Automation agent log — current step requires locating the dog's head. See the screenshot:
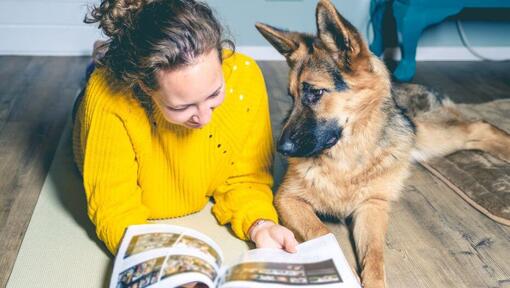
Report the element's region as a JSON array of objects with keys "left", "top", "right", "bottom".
[{"left": 256, "top": 0, "right": 389, "bottom": 157}]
